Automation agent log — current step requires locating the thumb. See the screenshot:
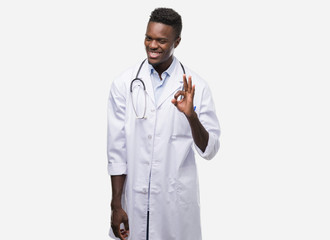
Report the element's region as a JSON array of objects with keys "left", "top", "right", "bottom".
[{"left": 171, "top": 99, "right": 177, "bottom": 106}]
